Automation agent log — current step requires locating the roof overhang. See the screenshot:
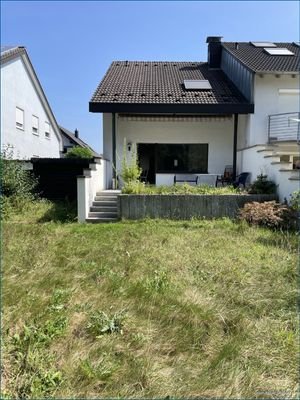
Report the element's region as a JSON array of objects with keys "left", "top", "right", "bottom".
[{"left": 89, "top": 102, "right": 254, "bottom": 114}]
